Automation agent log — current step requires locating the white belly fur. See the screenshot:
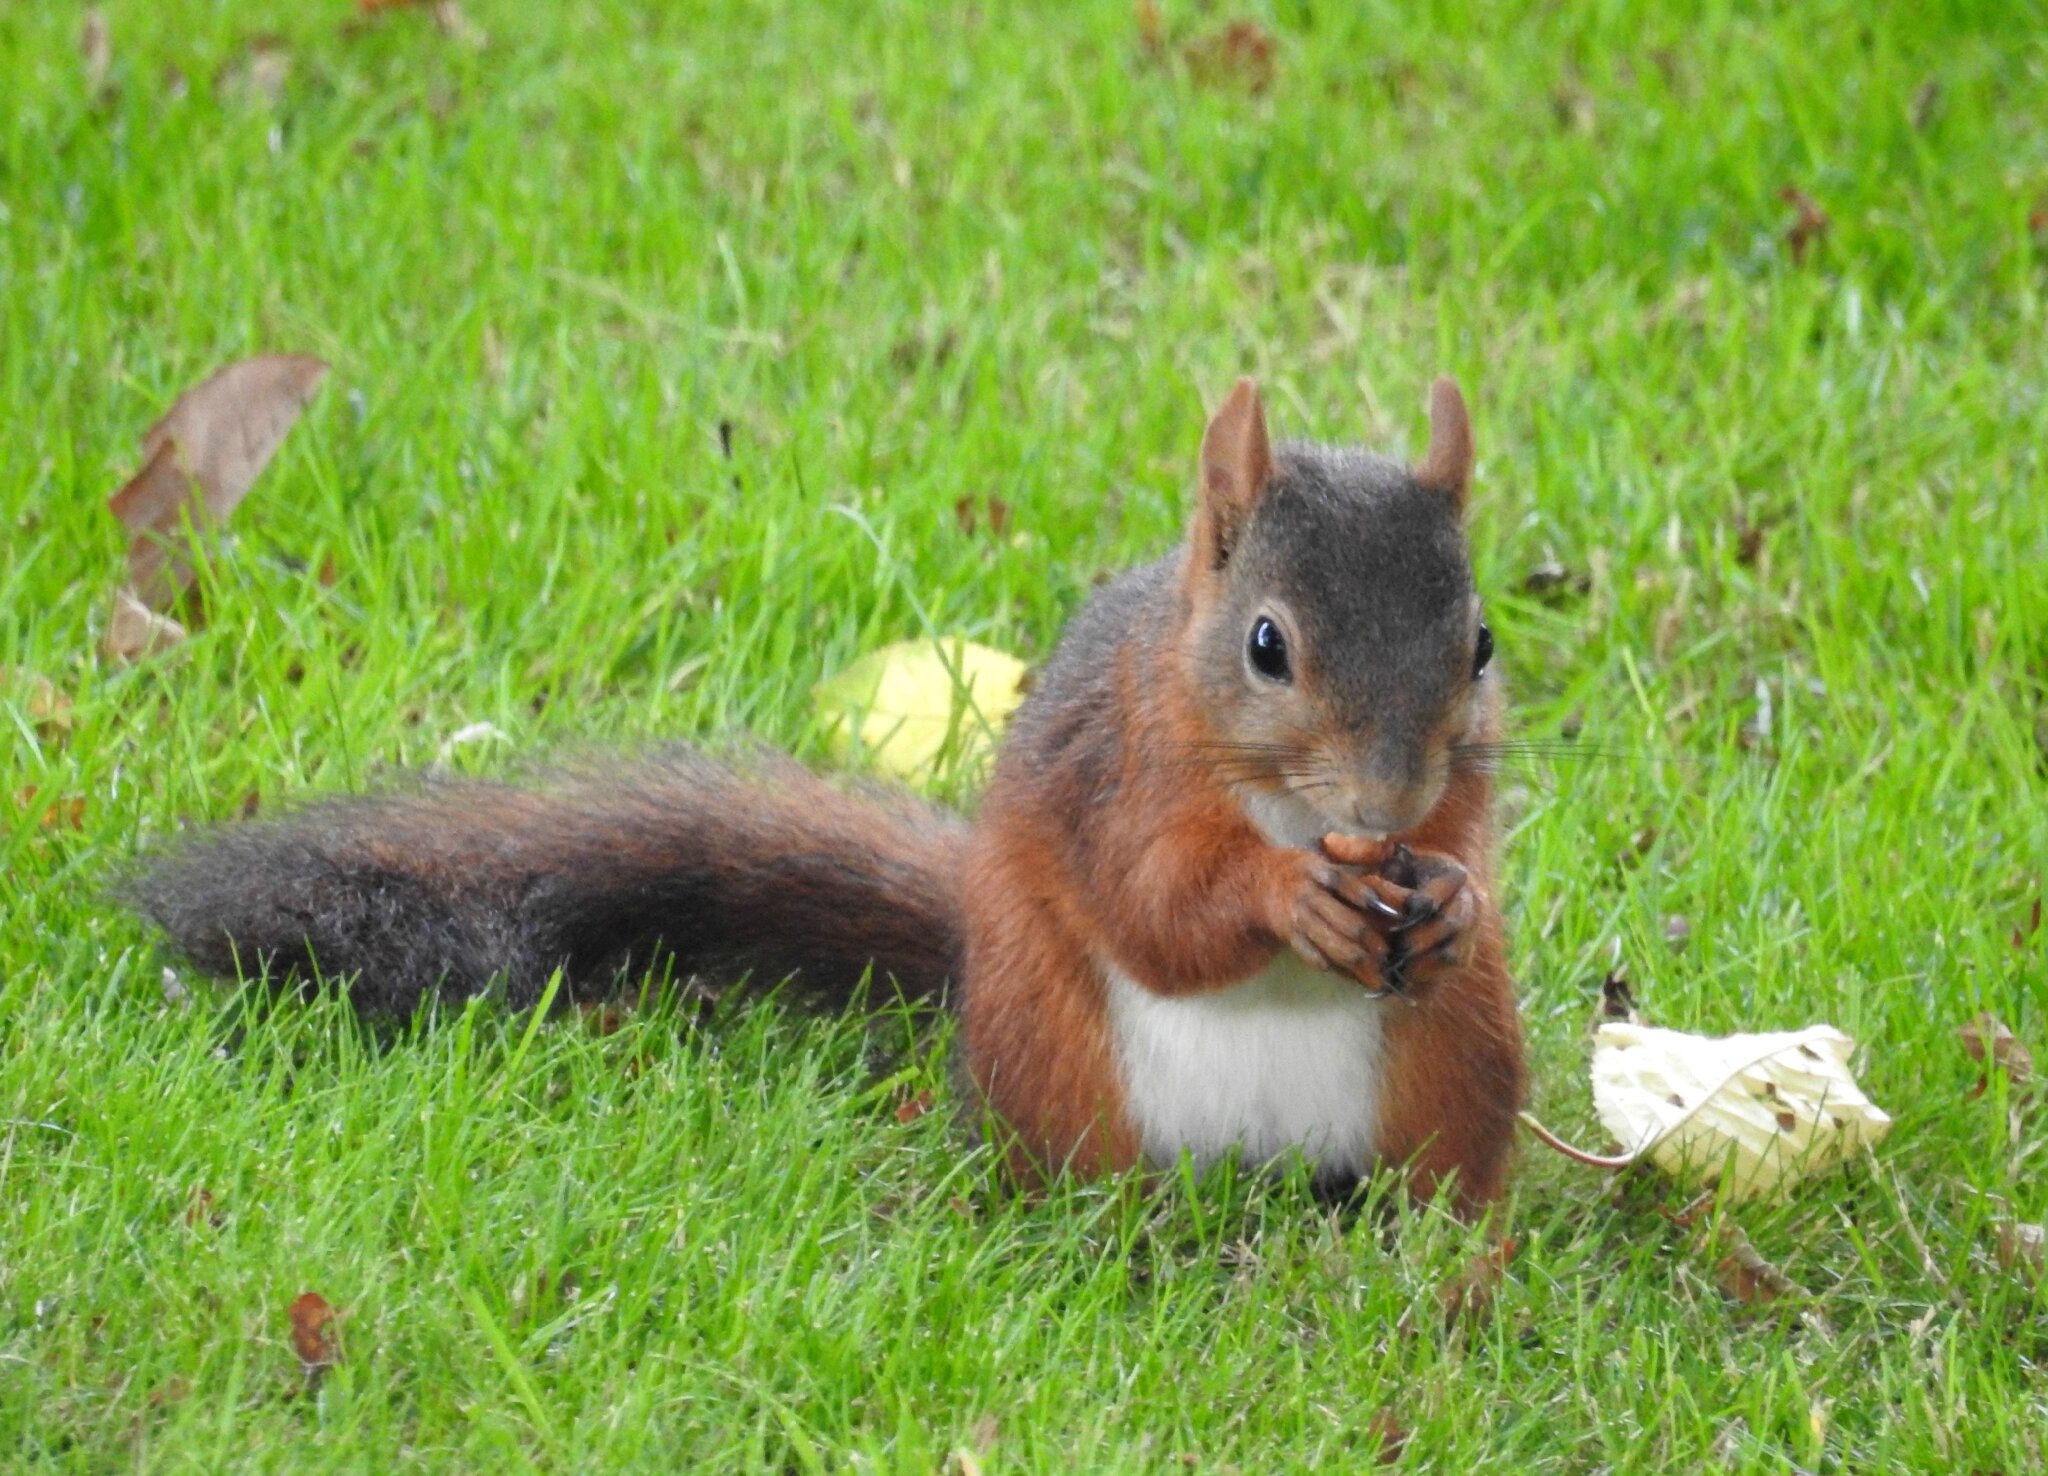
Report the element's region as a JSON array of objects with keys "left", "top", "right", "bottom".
[{"left": 1105, "top": 954, "right": 1387, "bottom": 1180}]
